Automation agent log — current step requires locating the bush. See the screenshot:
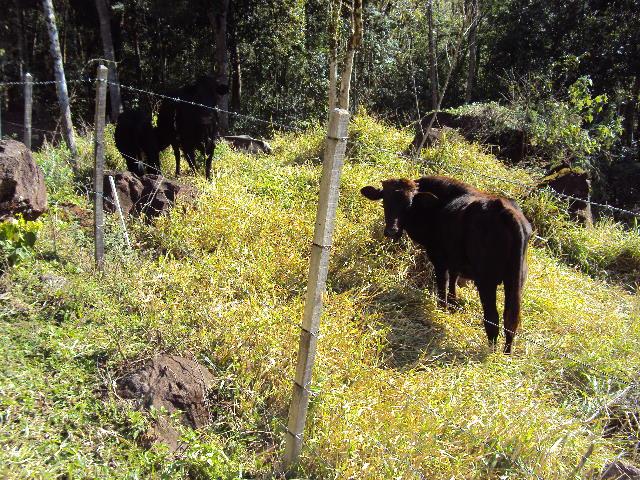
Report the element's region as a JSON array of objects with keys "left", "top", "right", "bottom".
[{"left": 0, "top": 216, "right": 41, "bottom": 271}]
